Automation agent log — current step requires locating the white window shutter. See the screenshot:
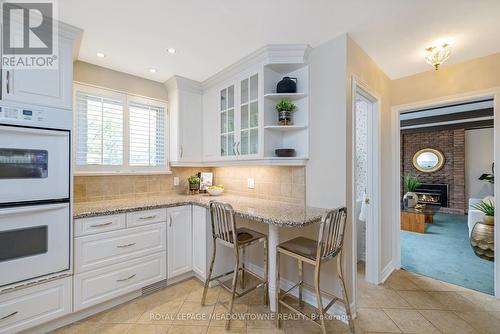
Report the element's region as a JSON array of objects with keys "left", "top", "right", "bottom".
[{"left": 129, "top": 102, "right": 166, "bottom": 167}]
